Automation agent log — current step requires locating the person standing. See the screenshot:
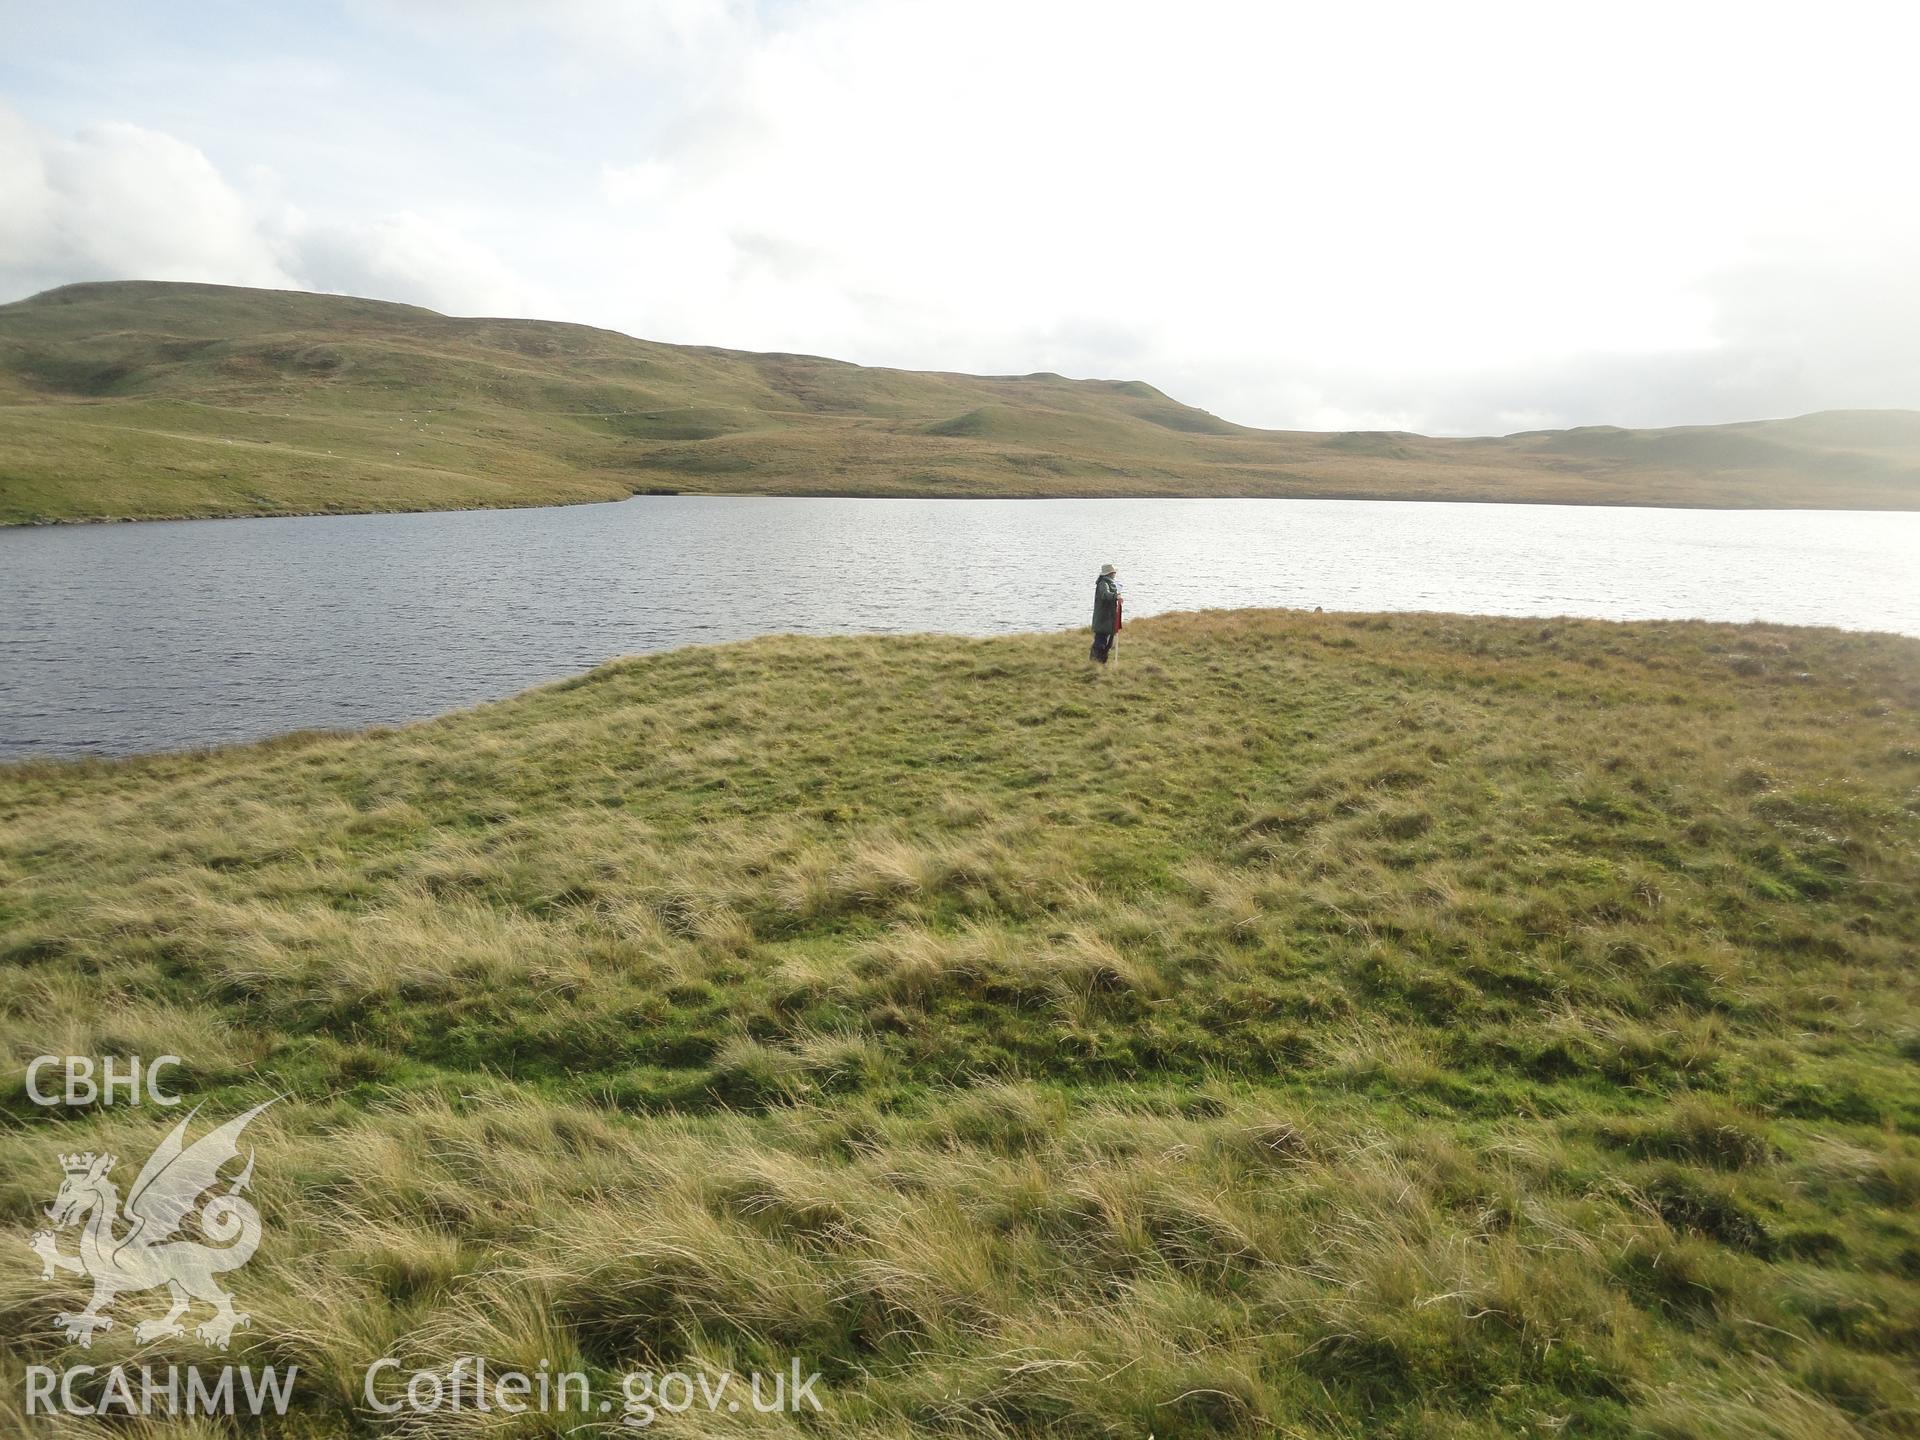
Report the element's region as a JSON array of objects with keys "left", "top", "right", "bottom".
[{"left": 1091, "top": 563, "right": 1122, "bottom": 664}]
